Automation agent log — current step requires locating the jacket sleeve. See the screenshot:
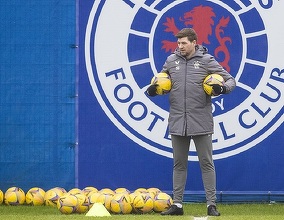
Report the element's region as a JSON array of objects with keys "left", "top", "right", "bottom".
[
  {"left": 161, "top": 58, "right": 170, "bottom": 74},
  {"left": 207, "top": 55, "right": 236, "bottom": 94}
]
